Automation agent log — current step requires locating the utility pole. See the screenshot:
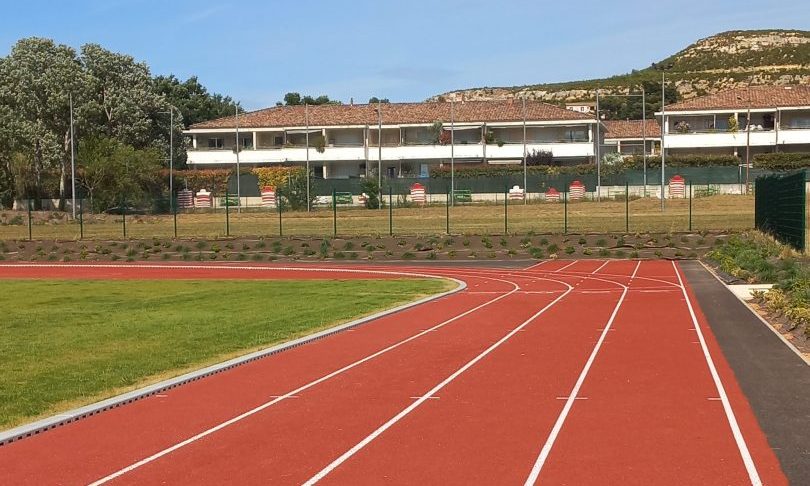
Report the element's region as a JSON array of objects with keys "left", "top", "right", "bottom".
[
  {"left": 169, "top": 107, "right": 174, "bottom": 215},
  {"left": 661, "top": 72, "right": 667, "bottom": 211},
  {"left": 745, "top": 85, "right": 751, "bottom": 194},
  {"left": 450, "top": 98, "right": 455, "bottom": 207},
  {"left": 69, "top": 93, "right": 76, "bottom": 219}
]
